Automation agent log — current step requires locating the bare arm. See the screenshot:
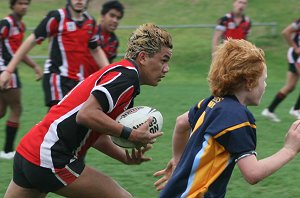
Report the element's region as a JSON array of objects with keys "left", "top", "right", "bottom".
[
  {"left": 0, "top": 33, "right": 37, "bottom": 88},
  {"left": 90, "top": 46, "right": 109, "bottom": 69},
  {"left": 154, "top": 111, "right": 191, "bottom": 190},
  {"left": 212, "top": 30, "right": 223, "bottom": 54},
  {"left": 92, "top": 134, "right": 152, "bottom": 164},
  {"left": 282, "top": 23, "right": 300, "bottom": 54},
  {"left": 76, "top": 94, "right": 163, "bottom": 145},
  {"left": 172, "top": 112, "right": 191, "bottom": 164},
  {"left": 238, "top": 120, "right": 300, "bottom": 184},
  {"left": 22, "top": 55, "right": 43, "bottom": 81}
]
